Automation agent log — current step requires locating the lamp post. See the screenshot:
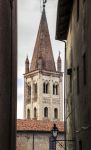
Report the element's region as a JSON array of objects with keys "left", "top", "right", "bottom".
[
  {"left": 49, "top": 124, "right": 59, "bottom": 150},
  {"left": 51, "top": 124, "right": 58, "bottom": 139}
]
